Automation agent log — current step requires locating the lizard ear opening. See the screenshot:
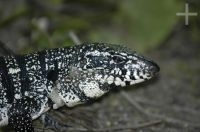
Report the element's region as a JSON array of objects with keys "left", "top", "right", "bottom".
[{"left": 47, "top": 70, "right": 58, "bottom": 83}]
